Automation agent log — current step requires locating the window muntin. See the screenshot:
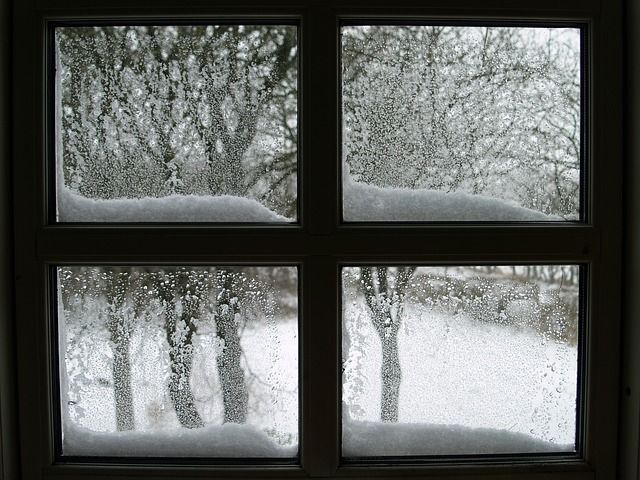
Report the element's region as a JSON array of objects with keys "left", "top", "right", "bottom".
[
  {"left": 54, "top": 25, "right": 299, "bottom": 223},
  {"left": 342, "top": 265, "right": 580, "bottom": 458},
  {"left": 56, "top": 266, "right": 299, "bottom": 458},
  {"left": 341, "top": 25, "right": 582, "bottom": 222}
]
